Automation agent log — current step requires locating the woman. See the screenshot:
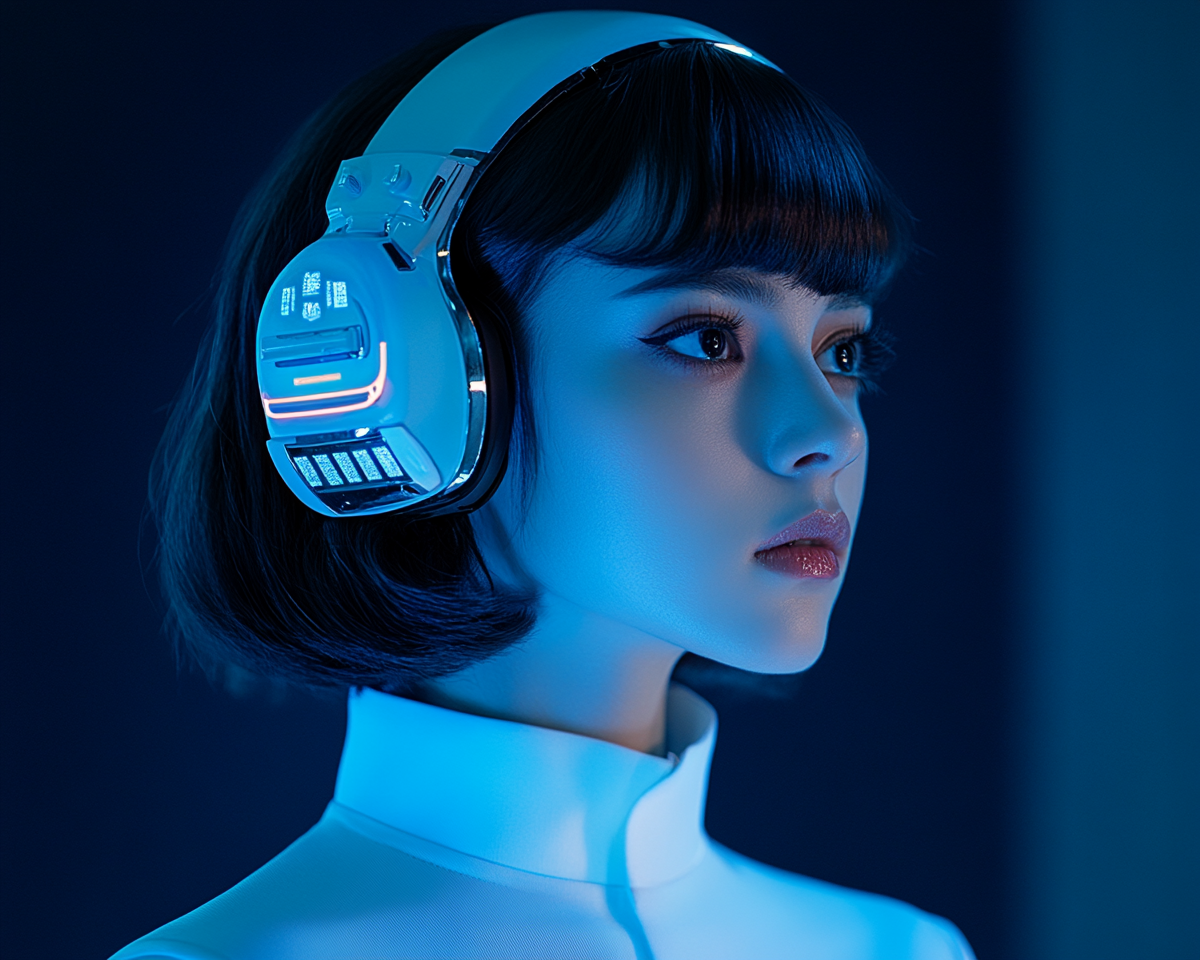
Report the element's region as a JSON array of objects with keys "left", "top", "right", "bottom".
[{"left": 115, "top": 12, "right": 975, "bottom": 959}]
